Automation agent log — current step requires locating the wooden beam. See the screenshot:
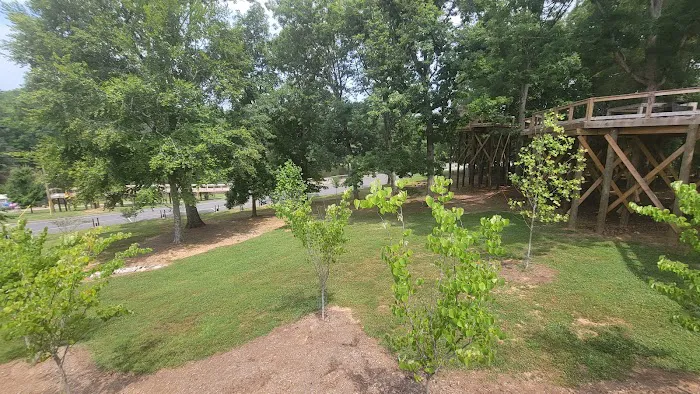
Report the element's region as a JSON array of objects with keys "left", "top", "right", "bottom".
[
  {"left": 607, "top": 142, "right": 688, "bottom": 213},
  {"left": 578, "top": 136, "right": 632, "bottom": 212},
  {"left": 568, "top": 139, "right": 585, "bottom": 229},
  {"left": 604, "top": 133, "right": 665, "bottom": 210},
  {"left": 655, "top": 147, "right": 681, "bottom": 180},
  {"left": 674, "top": 124, "right": 699, "bottom": 214},
  {"left": 633, "top": 137, "right": 674, "bottom": 188},
  {"left": 597, "top": 130, "right": 618, "bottom": 234}
]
